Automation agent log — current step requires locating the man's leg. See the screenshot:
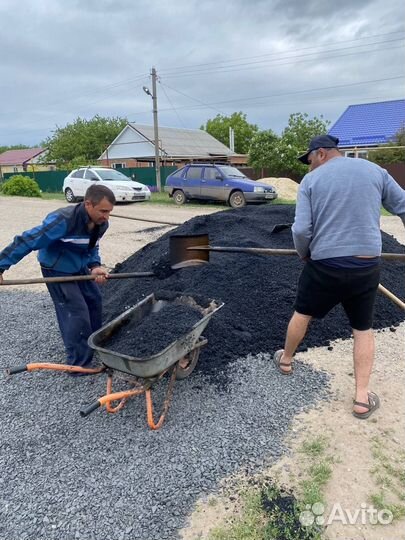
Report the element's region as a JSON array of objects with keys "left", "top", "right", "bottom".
[
  {"left": 79, "top": 279, "right": 102, "bottom": 334},
  {"left": 278, "top": 311, "right": 312, "bottom": 373},
  {"left": 45, "top": 280, "right": 94, "bottom": 367},
  {"left": 352, "top": 328, "right": 375, "bottom": 414}
]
